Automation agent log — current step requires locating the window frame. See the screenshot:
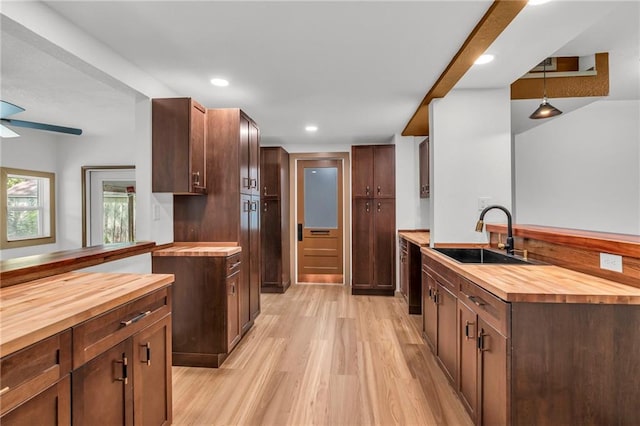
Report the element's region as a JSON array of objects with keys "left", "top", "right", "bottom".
[{"left": 1, "top": 167, "right": 56, "bottom": 249}]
